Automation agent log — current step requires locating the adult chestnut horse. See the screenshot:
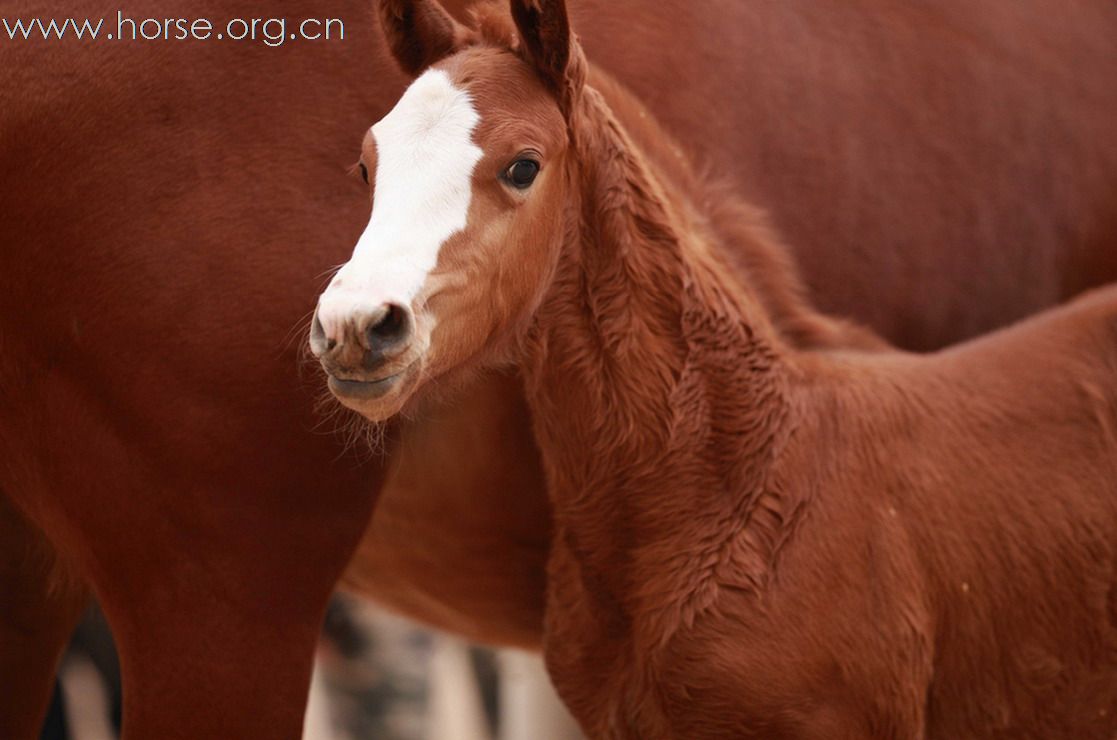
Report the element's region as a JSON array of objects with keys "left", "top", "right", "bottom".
[
  {"left": 314, "top": 2, "right": 1117, "bottom": 736},
  {"left": 2, "top": 0, "right": 1116, "bottom": 738}
]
